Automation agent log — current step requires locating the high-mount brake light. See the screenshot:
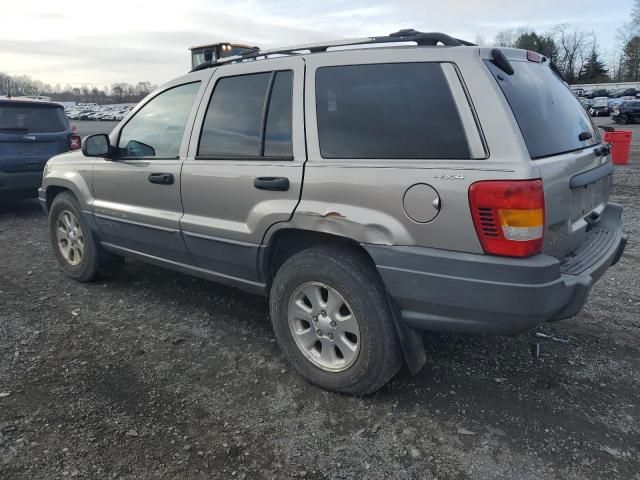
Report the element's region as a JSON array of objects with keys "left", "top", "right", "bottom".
[
  {"left": 527, "top": 50, "right": 542, "bottom": 63},
  {"left": 468, "top": 179, "right": 545, "bottom": 258}
]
